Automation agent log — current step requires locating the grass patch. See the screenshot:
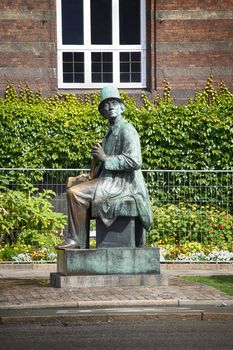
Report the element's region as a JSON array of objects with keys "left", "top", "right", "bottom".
[{"left": 181, "top": 275, "right": 233, "bottom": 296}]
